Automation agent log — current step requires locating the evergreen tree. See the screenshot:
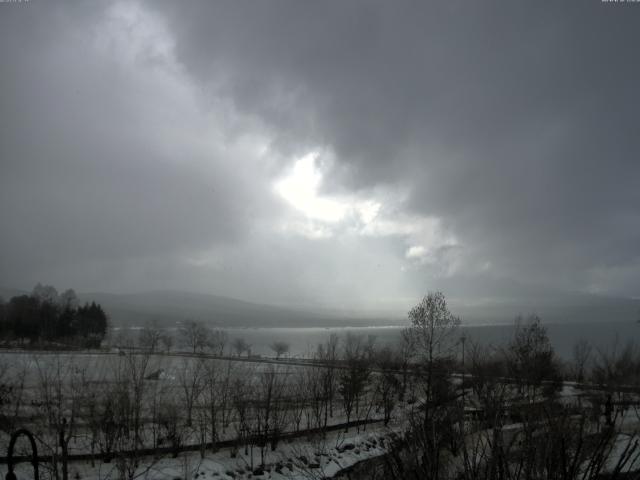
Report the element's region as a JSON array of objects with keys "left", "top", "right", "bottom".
[{"left": 0, "top": 284, "right": 108, "bottom": 348}]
